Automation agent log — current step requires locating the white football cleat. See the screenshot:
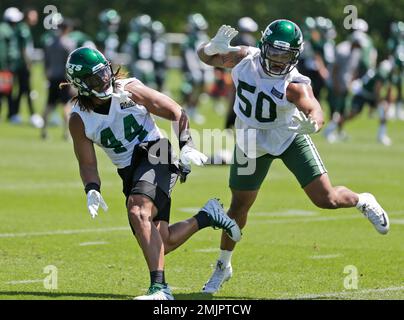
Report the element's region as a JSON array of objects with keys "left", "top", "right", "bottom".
[
  {"left": 200, "top": 198, "right": 241, "bottom": 242},
  {"left": 378, "top": 134, "right": 392, "bottom": 146},
  {"left": 30, "top": 114, "right": 44, "bottom": 128},
  {"left": 202, "top": 260, "right": 233, "bottom": 294},
  {"left": 133, "top": 283, "right": 174, "bottom": 300},
  {"left": 357, "top": 193, "right": 390, "bottom": 235}
]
